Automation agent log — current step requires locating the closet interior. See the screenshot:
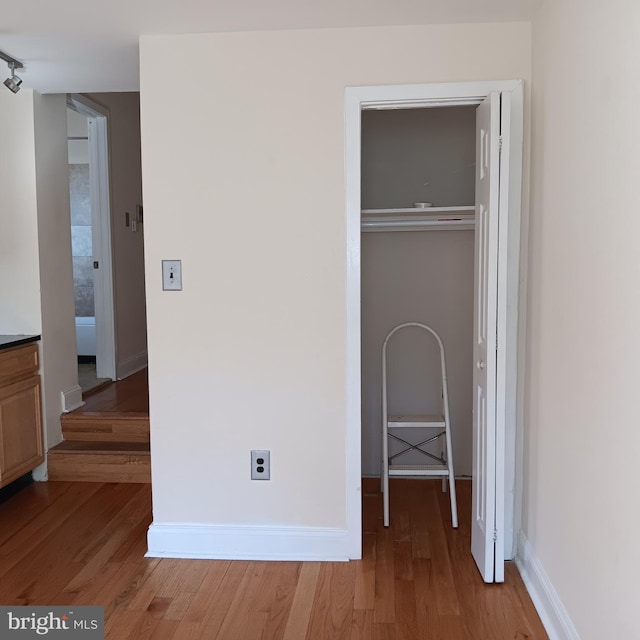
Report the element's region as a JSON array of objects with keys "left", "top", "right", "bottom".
[{"left": 360, "top": 105, "right": 476, "bottom": 484}]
